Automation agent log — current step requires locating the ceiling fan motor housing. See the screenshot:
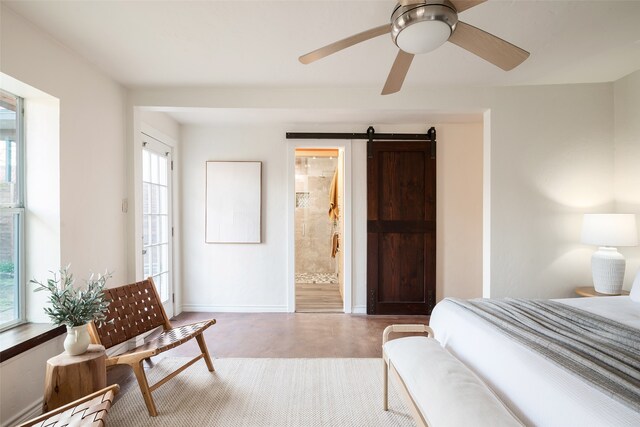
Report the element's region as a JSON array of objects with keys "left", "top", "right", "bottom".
[{"left": 391, "top": 0, "right": 458, "bottom": 54}]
